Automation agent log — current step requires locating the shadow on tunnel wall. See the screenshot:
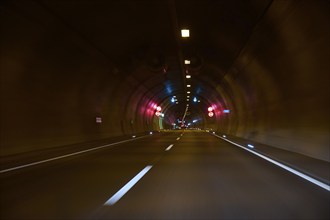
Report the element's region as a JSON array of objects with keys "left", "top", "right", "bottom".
[
  {"left": 215, "top": 0, "right": 330, "bottom": 161},
  {"left": 0, "top": 0, "right": 161, "bottom": 156}
]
